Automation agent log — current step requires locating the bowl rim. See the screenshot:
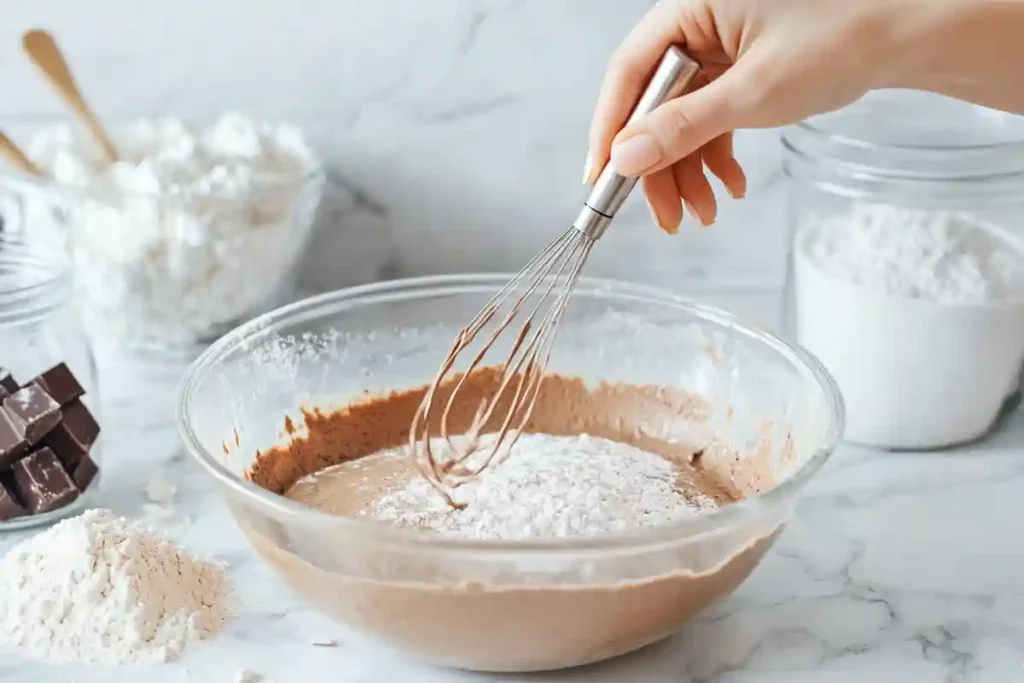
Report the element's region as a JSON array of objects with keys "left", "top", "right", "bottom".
[{"left": 177, "top": 274, "right": 846, "bottom": 555}]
